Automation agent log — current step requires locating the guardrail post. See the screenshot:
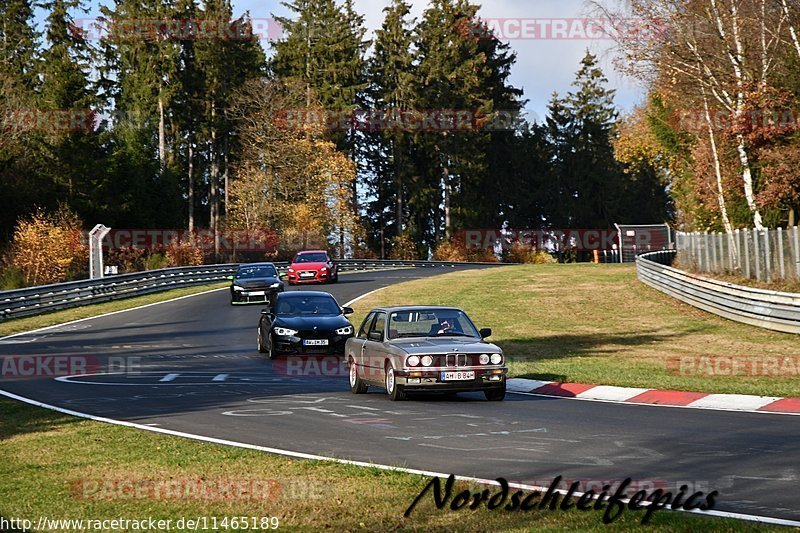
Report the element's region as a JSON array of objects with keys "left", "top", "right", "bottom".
[{"left": 778, "top": 227, "right": 786, "bottom": 281}]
